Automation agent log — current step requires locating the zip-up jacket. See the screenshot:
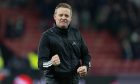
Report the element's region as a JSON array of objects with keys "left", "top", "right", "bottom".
[{"left": 38, "top": 26, "right": 91, "bottom": 76}]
